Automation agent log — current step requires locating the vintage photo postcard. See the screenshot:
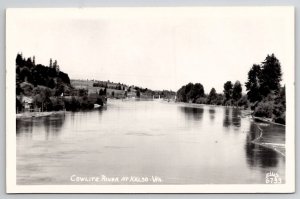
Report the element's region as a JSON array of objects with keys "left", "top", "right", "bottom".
[{"left": 6, "top": 7, "right": 295, "bottom": 193}]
